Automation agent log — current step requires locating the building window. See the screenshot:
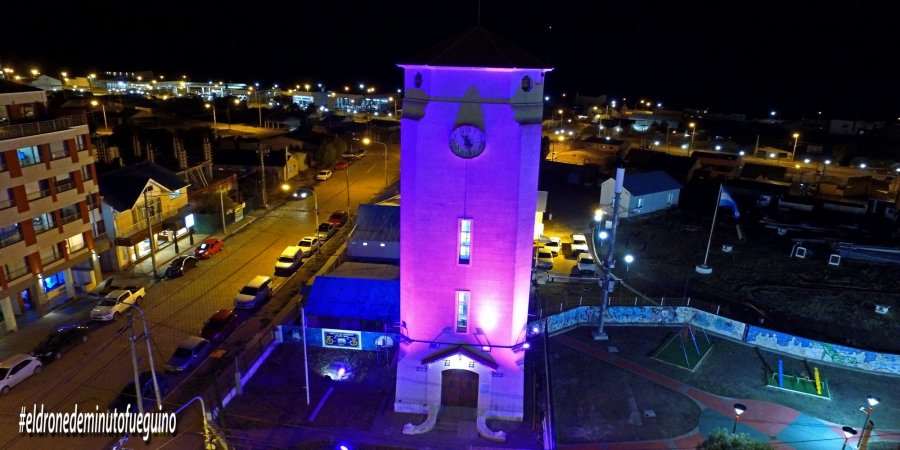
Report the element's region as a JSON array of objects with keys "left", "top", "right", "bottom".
[
  {"left": 66, "top": 233, "right": 85, "bottom": 252},
  {"left": 75, "top": 135, "right": 86, "bottom": 151},
  {"left": 667, "top": 192, "right": 675, "bottom": 205},
  {"left": 18, "top": 146, "right": 42, "bottom": 167},
  {"left": 636, "top": 197, "right": 644, "bottom": 209},
  {"left": 33, "top": 213, "right": 56, "bottom": 234},
  {"left": 82, "top": 165, "right": 93, "bottom": 181},
  {"left": 169, "top": 189, "right": 182, "bottom": 199},
  {"left": 41, "top": 272, "right": 66, "bottom": 293},
  {"left": 455, "top": 291, "right": 470, "bottom": 333},
  {"left": 50, "top": 141, "right": 69, "bottom": 160},
  {"left": 458, "top": 218, "right": 472, "bottom": 265}
]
